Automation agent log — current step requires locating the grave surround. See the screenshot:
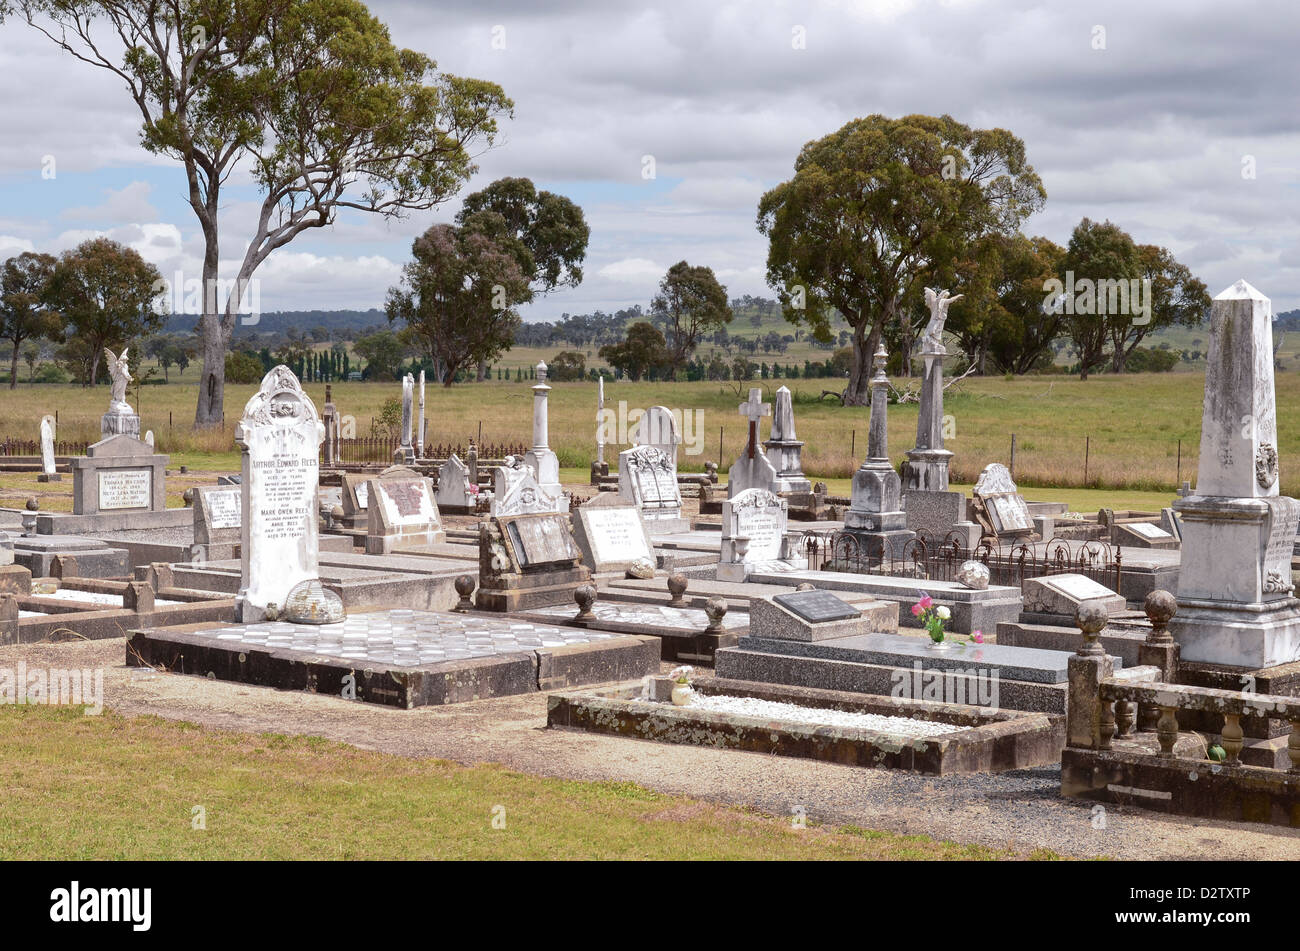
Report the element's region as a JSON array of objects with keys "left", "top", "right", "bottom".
[{"left": 70, "top": 434, "right": 168, "bottom": 517}]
